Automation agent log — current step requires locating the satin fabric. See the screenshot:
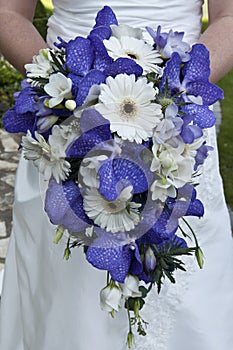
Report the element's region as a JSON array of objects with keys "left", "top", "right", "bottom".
[{"left": 1, "top": 1, "right": 233, "bottom": 349}]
